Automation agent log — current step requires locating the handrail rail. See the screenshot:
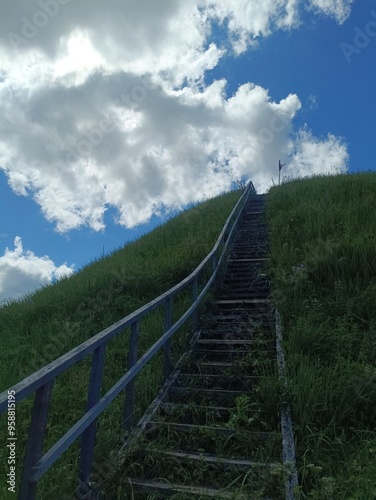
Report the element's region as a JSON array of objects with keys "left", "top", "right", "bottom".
[{"left": 0, "top": 181, "right": 256, "bottom": 499}]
